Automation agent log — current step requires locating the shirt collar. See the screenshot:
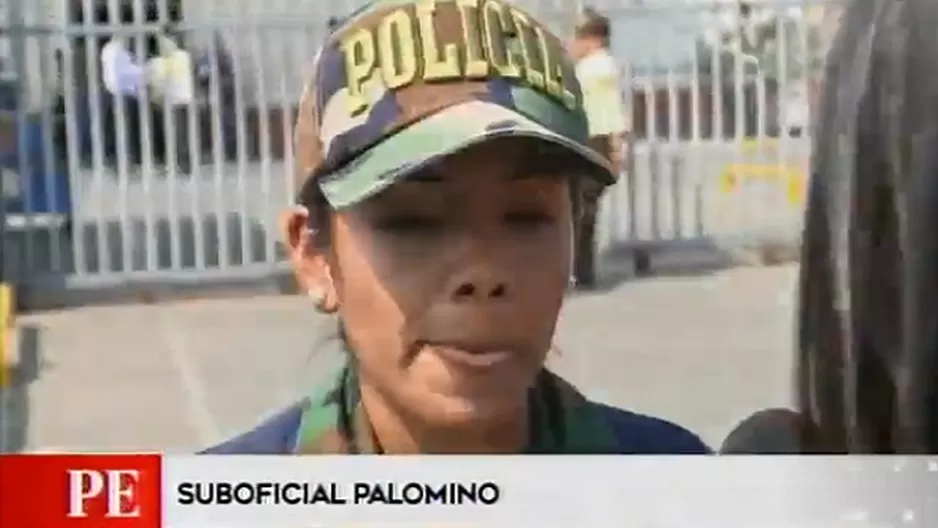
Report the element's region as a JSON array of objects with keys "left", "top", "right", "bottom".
[{"left": 294, "top": 365, "right": 582, "bottom": 454}]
